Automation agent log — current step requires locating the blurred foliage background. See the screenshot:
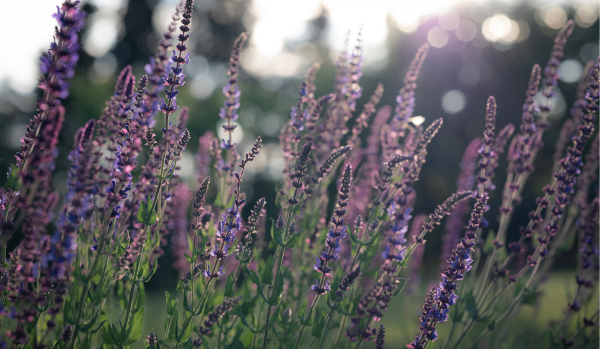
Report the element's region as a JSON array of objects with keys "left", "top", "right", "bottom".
[{"left": 0, "top": 0, "right": 598, "bottom": 346}]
